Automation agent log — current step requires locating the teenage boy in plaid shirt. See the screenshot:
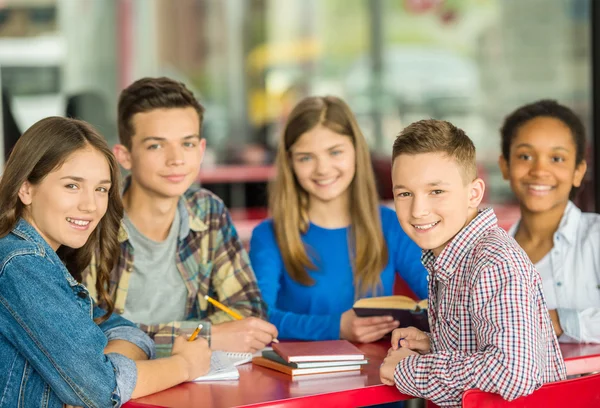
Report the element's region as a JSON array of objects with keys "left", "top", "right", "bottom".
[
  {"left": 380, "top": 119, "right": 566, "bottom": 406},
  {"left": 85, "top": 77, "right": 277, "bottom": 356}
]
